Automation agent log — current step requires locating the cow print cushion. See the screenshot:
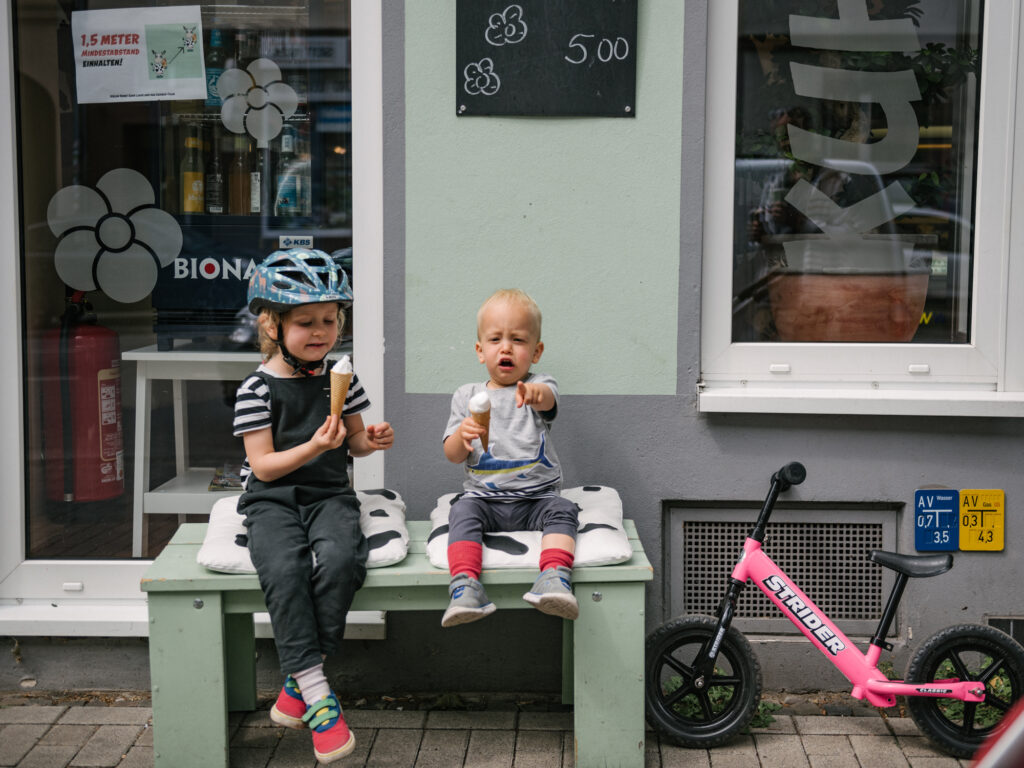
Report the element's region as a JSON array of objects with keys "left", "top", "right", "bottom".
[
  {"left": 426, "top": 486, "right": 633, "bottom": 569},
  {"left": 197, "top": 489, "right": 409, "bottom": 574}
]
